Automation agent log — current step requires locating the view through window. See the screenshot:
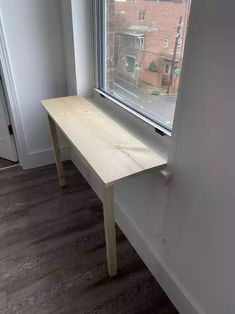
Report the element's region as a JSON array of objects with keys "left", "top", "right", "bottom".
[{"left": 100, "top": 0, "right": 191, "bottom": 132}]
